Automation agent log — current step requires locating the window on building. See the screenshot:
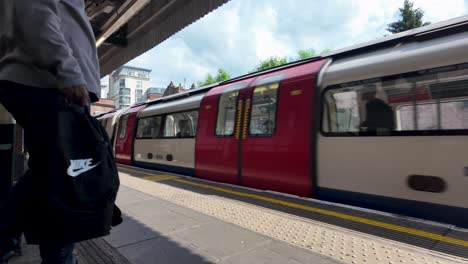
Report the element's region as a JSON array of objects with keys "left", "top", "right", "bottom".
[
  {"left": 119, "top": 96, "right": 131, "bottom": 105},
  {"left": 136, "top": 81, "right": 143, "bottom": 89},
  {"left": 136, "top": 116, "right": 162, "bottom": 139},
  {"left": 118, "top": 115, "right": 129, "bottom": 139},
  {"left": 322, "top": 63, "right": 468, "bottom": 136},
  {"left": 216, "top": 91, "right": 239, "bottom": 136},
  {"left": 249, "top": 82, "right": 279, "bottom": 136},
  {"left": 119, "top": 79, "right": 125, "bottom": 87},
  {"left": 135, "top": 89, "right": 143, "bottom": 98},
  {"left": 119, "top": 88, "right": 130, "bottom": 96},
  {"left": 138, "top": 72, "right": 148, "bottom": 78},
  {"left": 163, "top": 110, "right": 199, "bottom": 138}
]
